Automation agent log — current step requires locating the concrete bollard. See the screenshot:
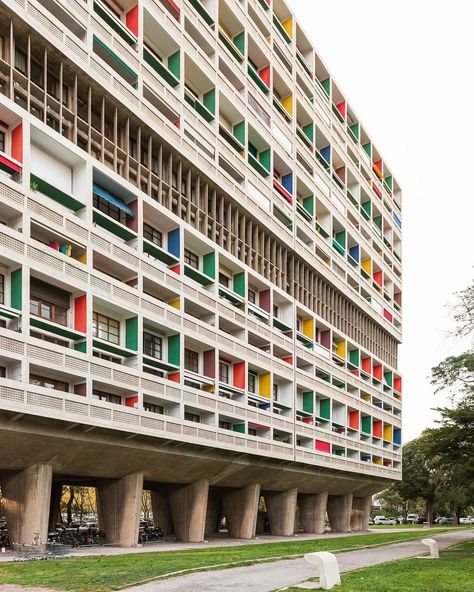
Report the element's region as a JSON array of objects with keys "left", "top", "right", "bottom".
[
  {"left": 304, "top": 551, "right": 341, "bottom": 589},
  {"left": 421, "top": 538, "right": 439, "bottom": 559}
]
